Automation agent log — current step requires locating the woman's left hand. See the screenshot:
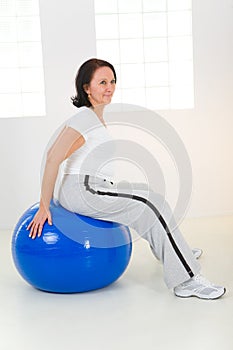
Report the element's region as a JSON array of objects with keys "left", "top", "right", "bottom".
[{"left": 27, "top": 205, "right": 52, "bottom": 239}]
